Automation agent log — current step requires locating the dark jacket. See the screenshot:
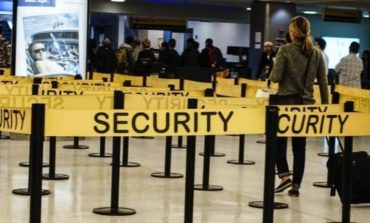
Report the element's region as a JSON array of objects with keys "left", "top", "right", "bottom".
[
  {"left": 257, "top": 51, "right": 276, "bottom": 80},
  {"left": 95, "top": 45, "right": 117, "bottom": 74},
  {"left": 181, "top": 48, "right": 200, "bottom": 67},
  {"left": 159, "top": 48, "right": 180, "bottom": 73},
  {"left": 200, "top": 46, "right": 223, "bottom": 68}
]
